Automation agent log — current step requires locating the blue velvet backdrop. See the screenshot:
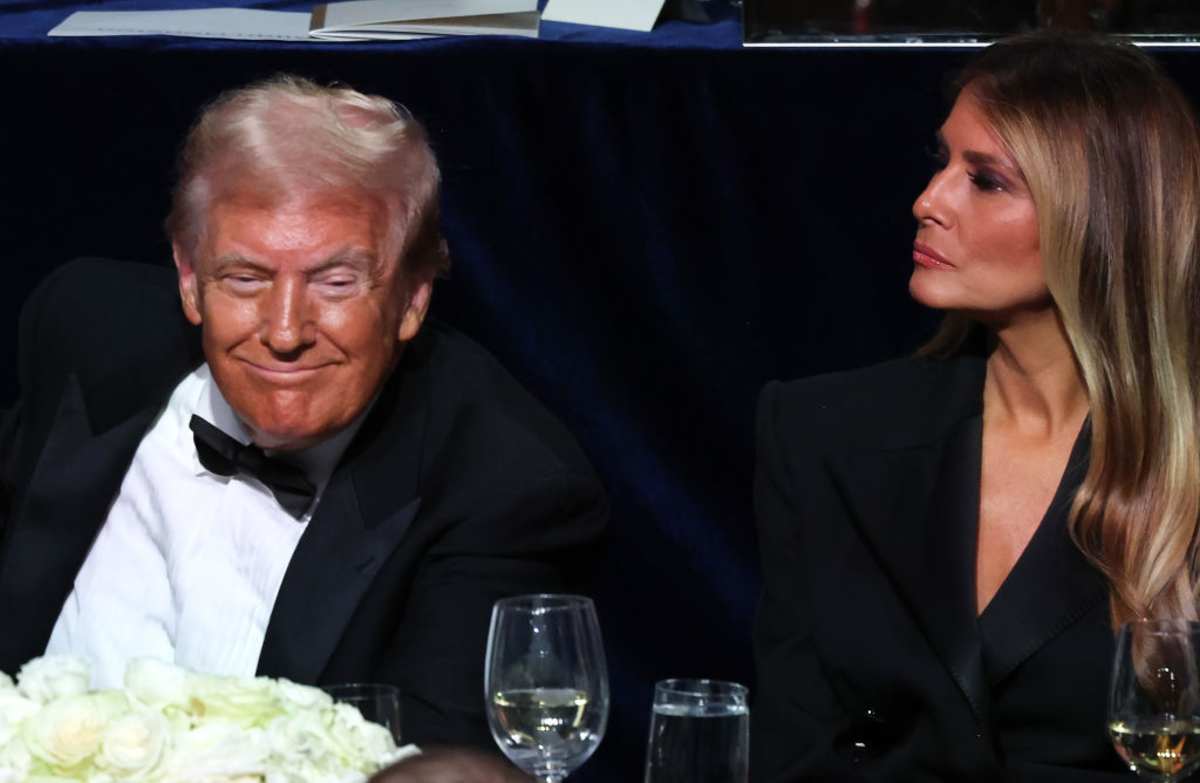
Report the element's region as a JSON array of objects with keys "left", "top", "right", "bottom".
[{"left": 4, "top": 3, "right": 1199, "bottom": 779}]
